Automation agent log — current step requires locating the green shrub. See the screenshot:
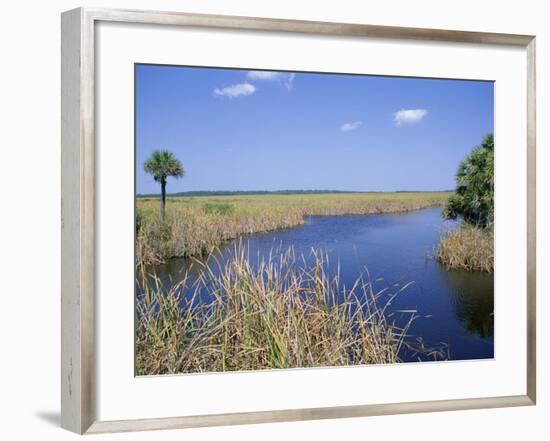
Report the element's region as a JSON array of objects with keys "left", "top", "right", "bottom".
[{"left": 203, "top": 202, "right": 234, "bottom": 216}]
